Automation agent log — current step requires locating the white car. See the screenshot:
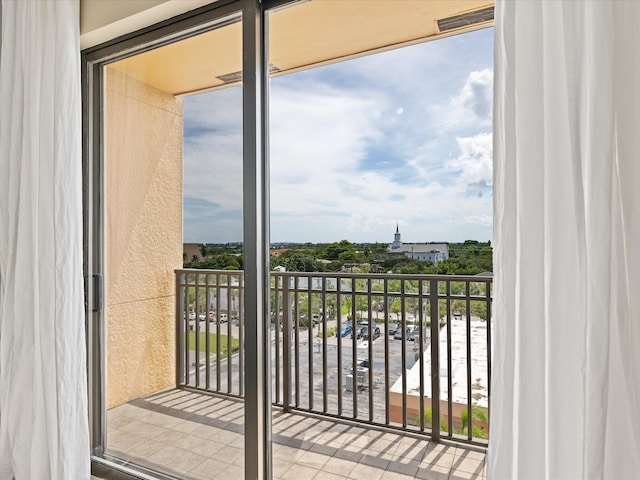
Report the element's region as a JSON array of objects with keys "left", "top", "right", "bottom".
[
  {"left": 188, "top": 311, "right": 196, "bottom": 321},
  {"left": 219, "top": 313, "right": 228, "bottom": 323}
]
